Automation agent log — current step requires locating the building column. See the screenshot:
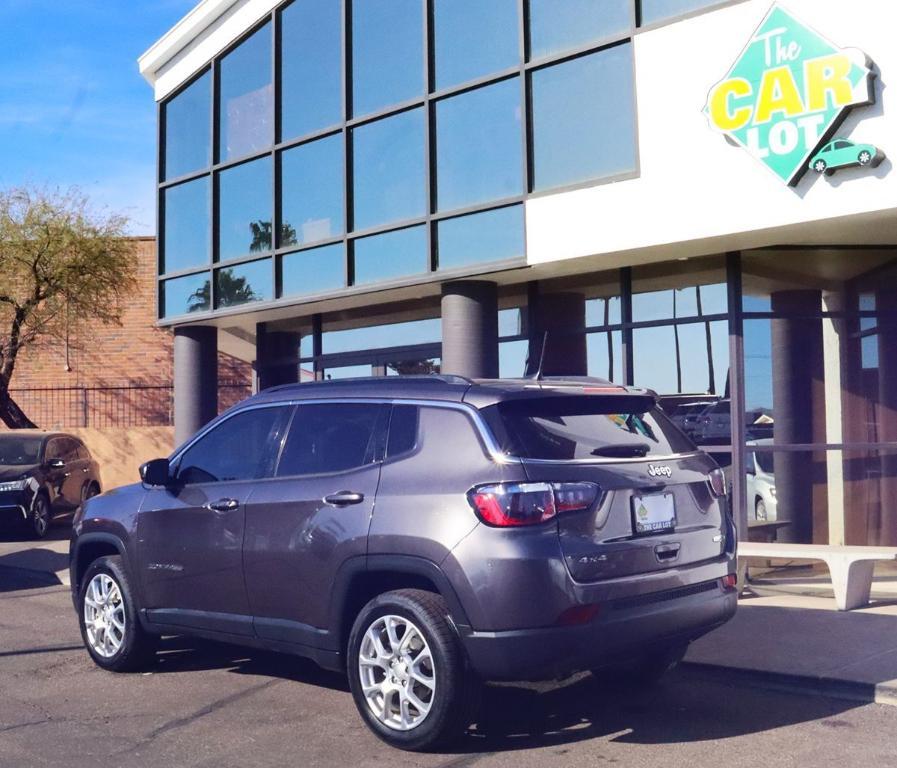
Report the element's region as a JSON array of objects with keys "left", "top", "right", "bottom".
[
  {"left": 877, "top": 287, "right": 897, "bottom": 545},
  {"left": 770, "top": 290, "right": 823, "bottom": 543},
  {"left": 441, "top": 281, "right": 498, "bottom": 379},
  {"left": 528, "top": 286, "right": 587, "bottom": 377},
  {"left": 256, "top": 323, "right": 300, "bottom": 391},
  {"left": 173, "top": 326, "right": 218, "bottom": 446}
]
